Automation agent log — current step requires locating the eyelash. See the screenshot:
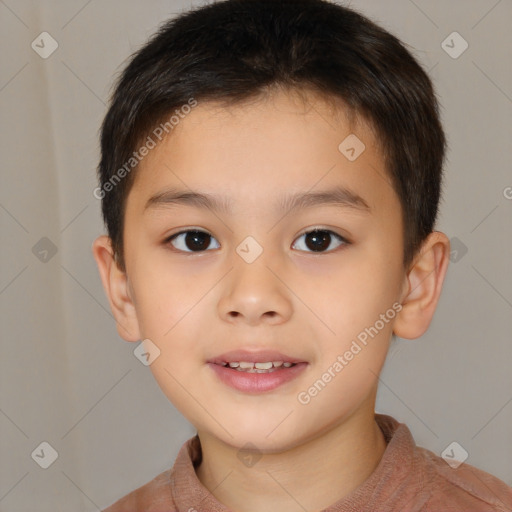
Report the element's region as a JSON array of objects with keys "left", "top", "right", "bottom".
[{"left": 164, "top": 228, "right": 350, "bottom": 254}]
